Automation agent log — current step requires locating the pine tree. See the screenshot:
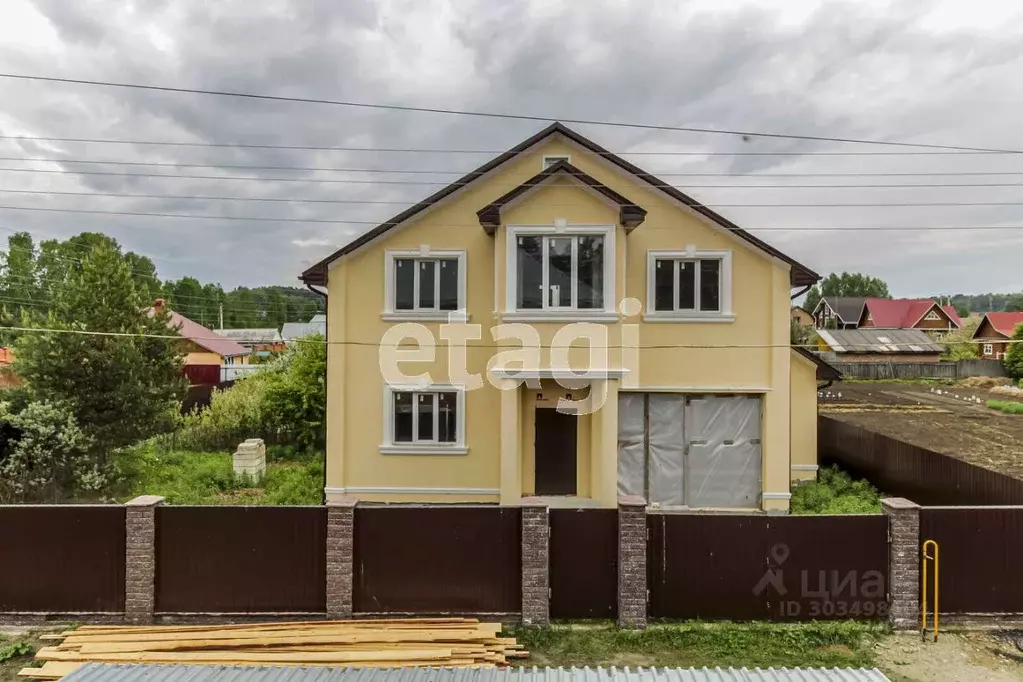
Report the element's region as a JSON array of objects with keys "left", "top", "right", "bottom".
[{"left": 14, "top": 240, "right": 186, "bottom": 461}]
